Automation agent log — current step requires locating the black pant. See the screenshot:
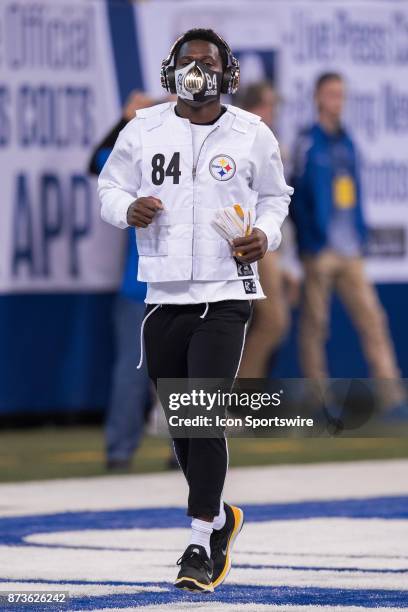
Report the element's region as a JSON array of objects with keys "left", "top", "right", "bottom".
[{"left": 144, "top": 300, "right": 251, "bottom": 517}]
